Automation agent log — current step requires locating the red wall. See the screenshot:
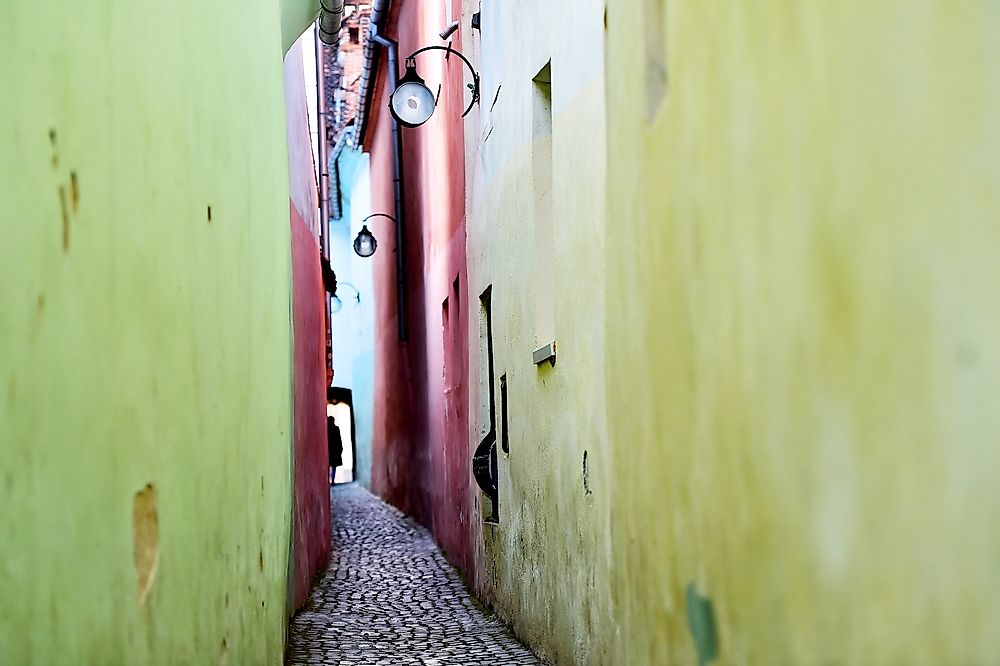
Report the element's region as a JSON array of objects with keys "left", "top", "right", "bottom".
[
  {"left": 284, "top": 37, "right": 331, "bottom": 612},
  {"left": 288, "top": 202, "right": 331, "bottom": 609},
  {"left": 368, "top": 0, "right": 478, "bottom": 580}
]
